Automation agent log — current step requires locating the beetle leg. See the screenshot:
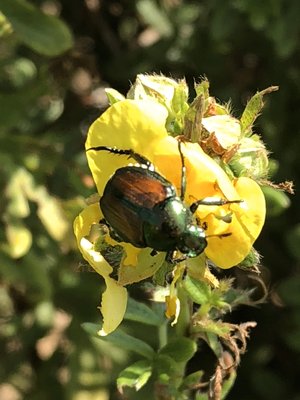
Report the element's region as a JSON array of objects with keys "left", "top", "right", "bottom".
[
  {"left": 190, "top": 198, "right": 243, "bottom": 214},
  {"left": 177, "top": 140, "right": 187, "bottom": 201},
  {"left": 165, "top": 250, "right": 187, "bottom": 264},
  {"left": 165, "top": 250, "right": 175, "bottom": 263},
  {"left": 86, "top": 145, "right": 154, "bottom": 169},
  {"left": 171, "top": 255, "right": 187, "bottom": 263}
]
